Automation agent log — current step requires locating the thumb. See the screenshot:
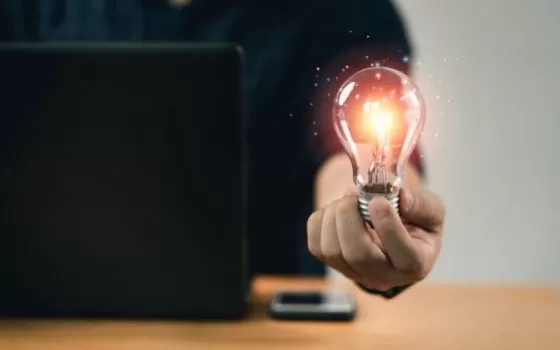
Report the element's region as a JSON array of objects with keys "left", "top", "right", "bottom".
[{"left": 368, "top": 197, "right": 423, "bottom": 273}]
